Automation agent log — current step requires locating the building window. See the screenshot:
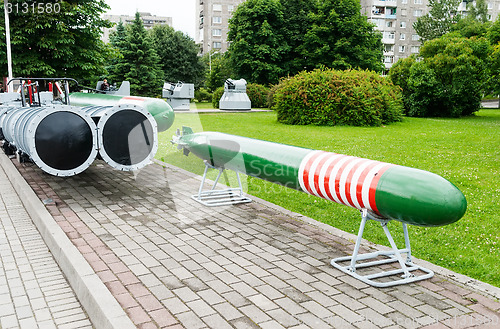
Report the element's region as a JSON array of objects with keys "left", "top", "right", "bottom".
[
  {"left": 400, "top": 33, "right": 406, "bottom": 40},
  {"left": 412, "top": 34, "right": 420, "bottom": 41},
  {"left": 411, "top": 46, "right": 420, "bottom": 53},
  {"left": 414, "top": 0, "right": 422, "bottom": 4},
  {"left": 384, "top": 56, "right": 394, "bottom": 63},
  {"left": 401, "top": 9, "right": 407, "bottom": 16},
  {"left": 387, "top": 21, "right": 393, "bottom": 27},
  {"left": 385, "top": 45, "right": 394, "bottom": 52},
  {"left": 372, "top": 18, "right": 384, "bottom": 28},
  {"left": 413, "top": 9, "right": 423, "bottom": 17},
  {"left": 213, "top": 4, "right": 222, "bottom": 11},
  {"left": 487, "top": 2, "right": 492, "bottom": 9},
  {"left": 213, "top": 16, "right": 221, "bottom": 24},
  {"left": 384, "top": 31, "right": 395, "bottom": 39},
  {"left": 228, "top": 5, "right": 234, "bottom": 12},
  {"left": 212, "top": 29, "right": 222, "bottom": 37},
  {"left": 399, "top": 45, "right": 405, "bottom": 53},
  {"left": 400, "top": 21, "right": 406, "bottom": 28},
  {"left": 213, "top": 42, "right": 222, "bottom": 49},
  {"left": 401, "top": 0, "right": 407, "bottom": 3}
]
